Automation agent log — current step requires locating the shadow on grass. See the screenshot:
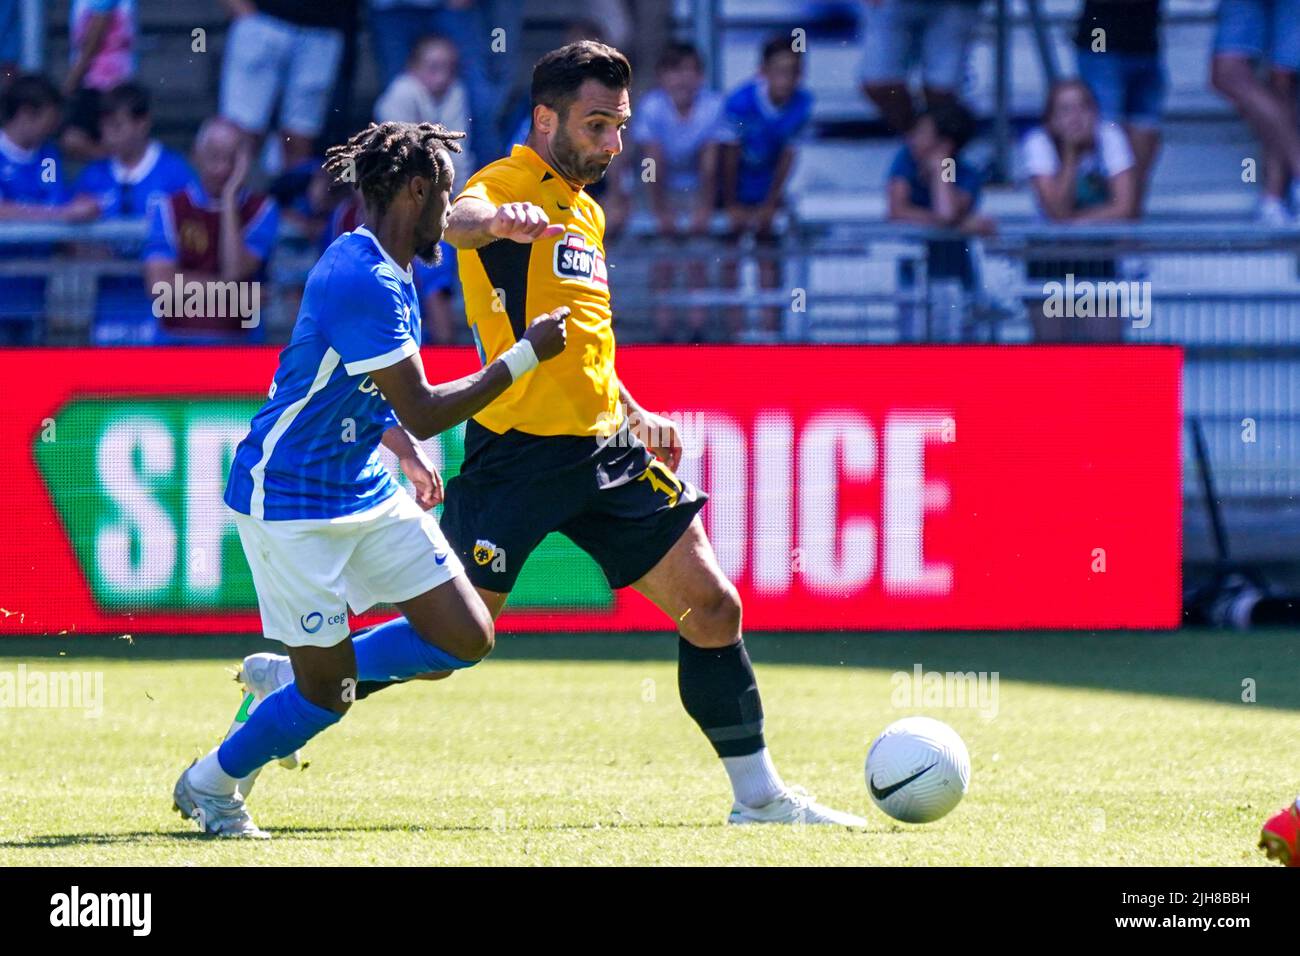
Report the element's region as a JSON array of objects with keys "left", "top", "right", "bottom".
[
  {"left": 0, "top": 817, "right": 856, "bottom": 849},
  {"left": 0, "top": 629, "right": 1295, "bottom": 711}
]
